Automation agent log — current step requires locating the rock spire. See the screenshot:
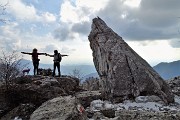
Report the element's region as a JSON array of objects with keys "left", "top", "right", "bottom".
[{"left": 88, "top": 17, "right": 174, "bottom": 103}]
